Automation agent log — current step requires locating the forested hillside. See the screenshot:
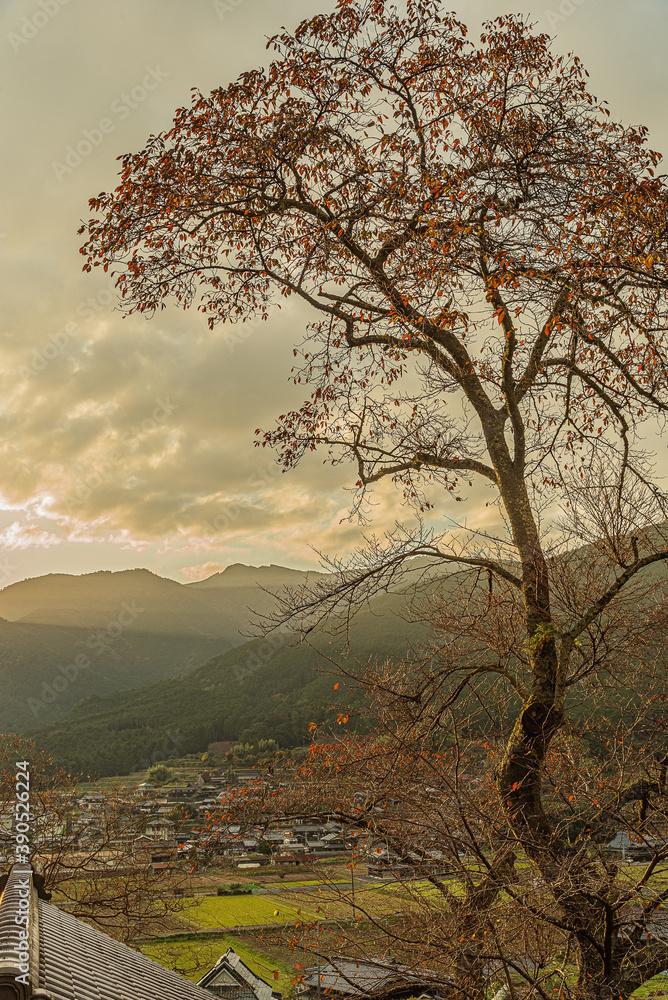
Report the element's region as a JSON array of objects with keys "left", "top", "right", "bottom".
[
  {"left": 0, "top": 563, "right": 324, "bottom": 732},
  {"left": 24, "top": 538, "right": 668, "bottom": 777},
  {"left": 0, "top": 618, "right": 225, "bottom": 733},
  {"left": 32, "top": 590, "right": 428, "bottom": 776}
]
